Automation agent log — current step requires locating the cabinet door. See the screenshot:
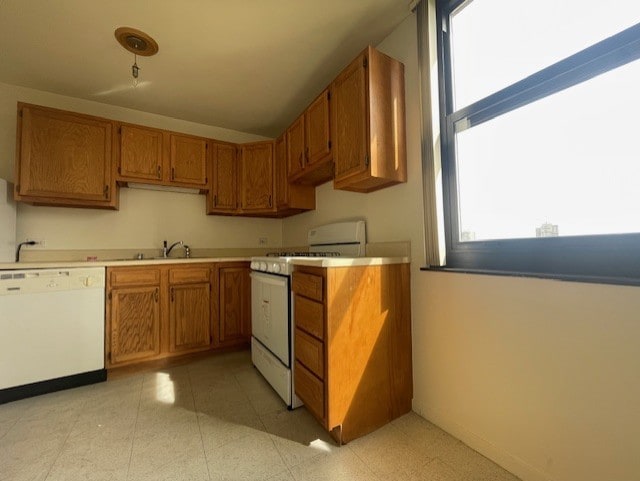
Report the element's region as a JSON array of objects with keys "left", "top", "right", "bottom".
[
  {"left": 119, "top": 125, "right": 164, "bottom": 182},
  {"left": 169, "top": 282, "right": 211, "bottom": 353},
  {"left": 240, "top": 141, "right": 274, "bottom": 212},
  {"left": 219, "top": 265, "right": 251, "bottom": 343},
  {"left": 331, "top": 53, "right": 369, "bottom": 181},
  {"left": 16, "top": 104, "right": 115, "bottom": 207},
  {"left": 286, "top": 115, "right": 305, "bottom": 180},
  {"left": 305, "top": 89, "right": 331, "bottom": 166},
  {"left": 110, "top": 286, "right": 161, "bottom": 365},
  {"left": 169, "top": 134, "right": 207, "bottom": 186},
  {"left": 274, "top": 134, "right": 289, "bottom": 209},
  {"left": 208, "top": 142, "right": 238, "bottom": 213}
]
